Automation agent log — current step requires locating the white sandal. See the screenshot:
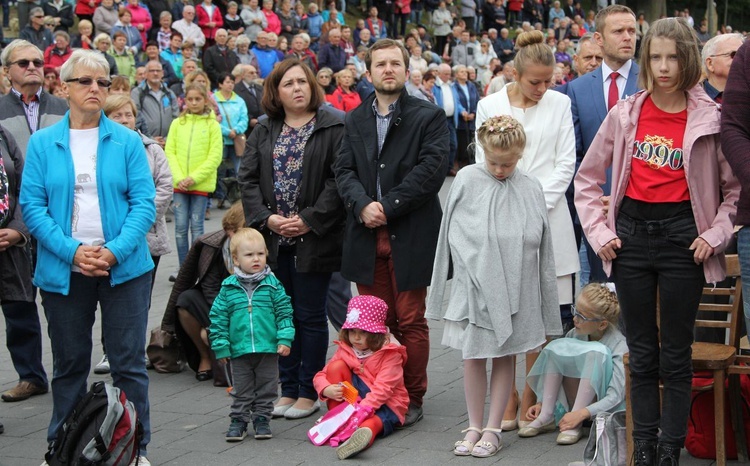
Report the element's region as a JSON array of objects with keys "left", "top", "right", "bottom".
[
  {"left": 471, "top": 427, "right": 503, "bottom": 458},
  {"left": 453, "top": 426, "right": 482, "bottom": 456}
]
